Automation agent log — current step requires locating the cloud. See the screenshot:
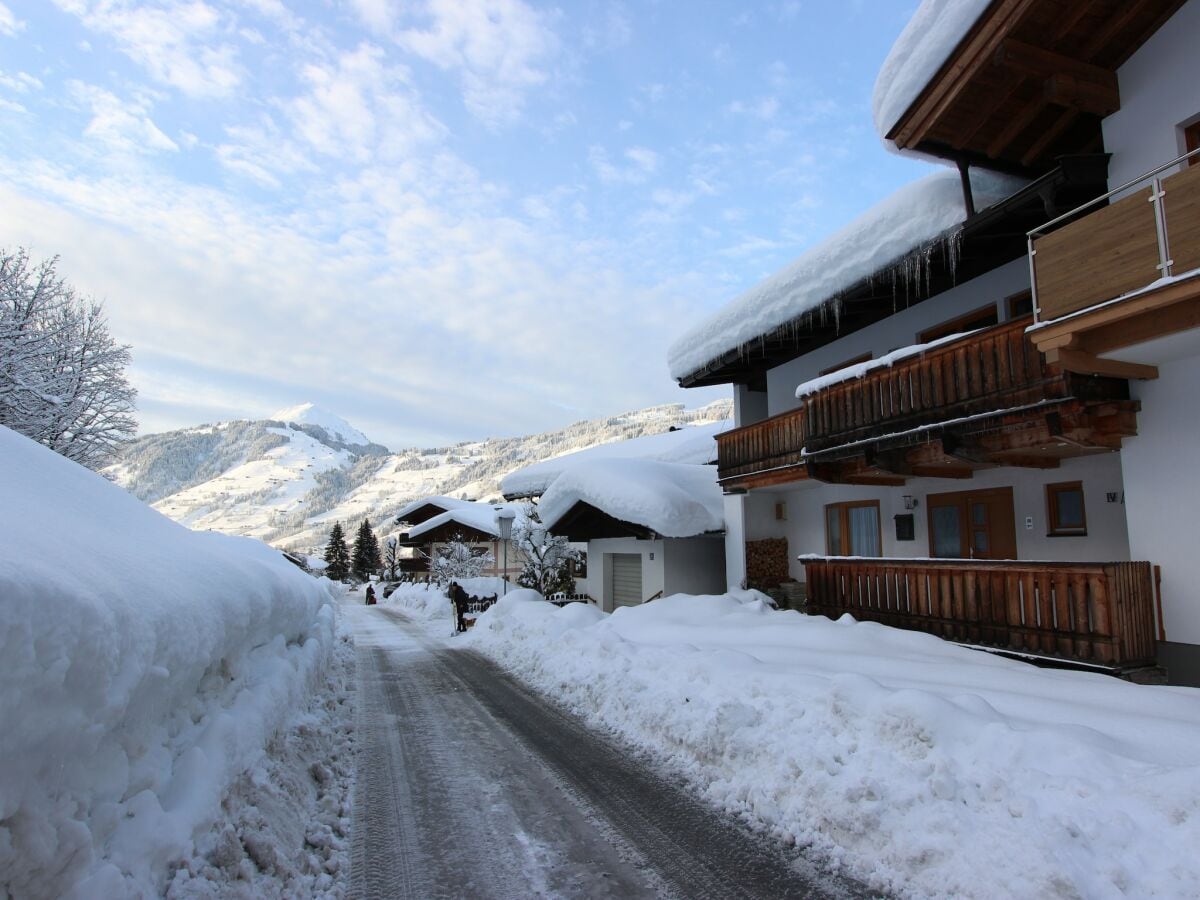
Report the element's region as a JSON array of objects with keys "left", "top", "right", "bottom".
[
  {"left": 0, "top": 2, "right": 23, "bottom": 36},
  {"left": 52, "top": 0, "right": 243, "bottom": 98},
  {"left": 589, "top": 145, "right": 659, "bottom": 184},
  {"left": 351, "top": 0, "right": 560, "bottom": 128},
  {"left": 727, "top": 96, "right": 780, "bottom": 120},
  {"left": 69, "top": 81, "right": 179, "bottom": 154}
]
